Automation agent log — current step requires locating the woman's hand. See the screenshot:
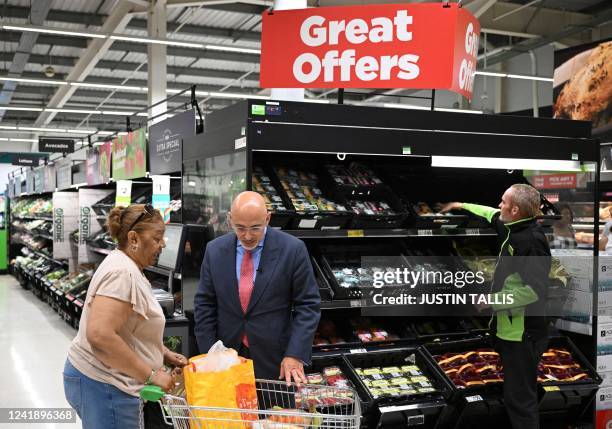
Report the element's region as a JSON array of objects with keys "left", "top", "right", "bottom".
[
  {"left": 164, "top": 350, "right": 188, "bottom": 368},
  {"left": 151, "top": 369, "right": 175, "bottom": 393}
]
